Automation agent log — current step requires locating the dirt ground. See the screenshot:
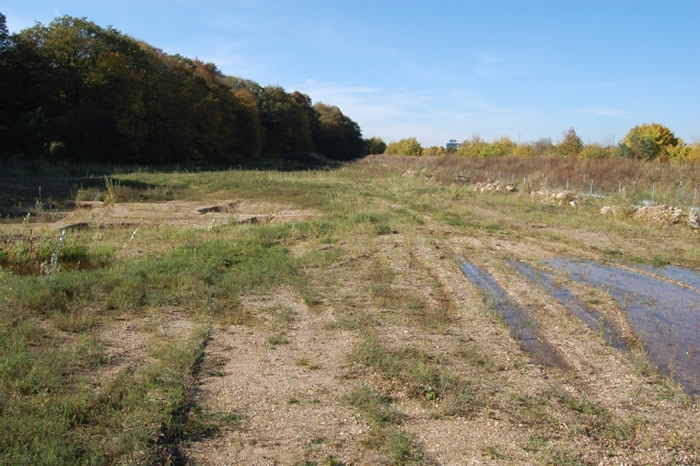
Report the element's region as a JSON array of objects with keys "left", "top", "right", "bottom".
[
  {"left": 55, "top": 199, "right": 315, "bottom": 230},
  {"left": 178, "top": 223, "right": 698, "bottom": 464},
  {"left": 4, "top": 163, "right": 698, "bottom": 465}
]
